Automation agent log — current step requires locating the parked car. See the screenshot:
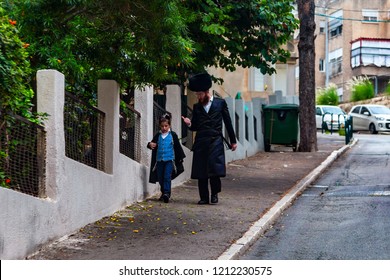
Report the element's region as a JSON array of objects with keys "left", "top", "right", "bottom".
[
  {"left": 348, "top": 104, "right": 390, "bottom": 134},
  {"left": 316, "top": 105, "right": 346, "bottom": 130}
]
